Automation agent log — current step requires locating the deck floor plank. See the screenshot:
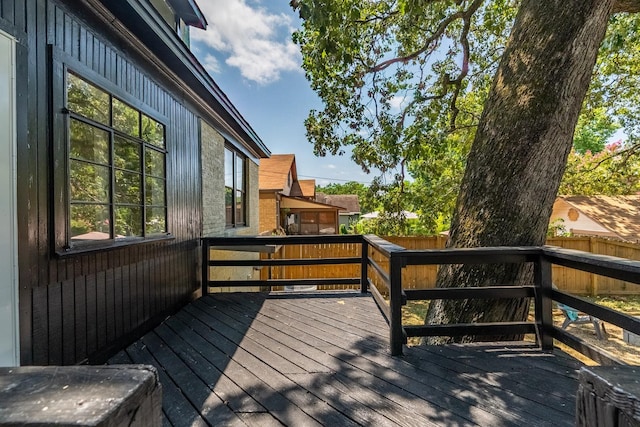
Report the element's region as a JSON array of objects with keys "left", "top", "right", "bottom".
[
  {"left": 109, "top": 292, "right": 581, "bottom": 426},
  {"left": 166, "top": 313, "right": 324, "bottom": 427},
  {"left": 184, "top": 303, "right": 362, "bottom": 427},
  {"left": 123, "top": 338, "right": 207, "bottom": 427},
  {"left": 226, "top": 294, "right": 540, "bottom": 426},
  {"left": 152, "top": 323, "right": 266, "bottom": 413},
  {"left": 140, "top": 332, "right": 246, "bottom": 427}
]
